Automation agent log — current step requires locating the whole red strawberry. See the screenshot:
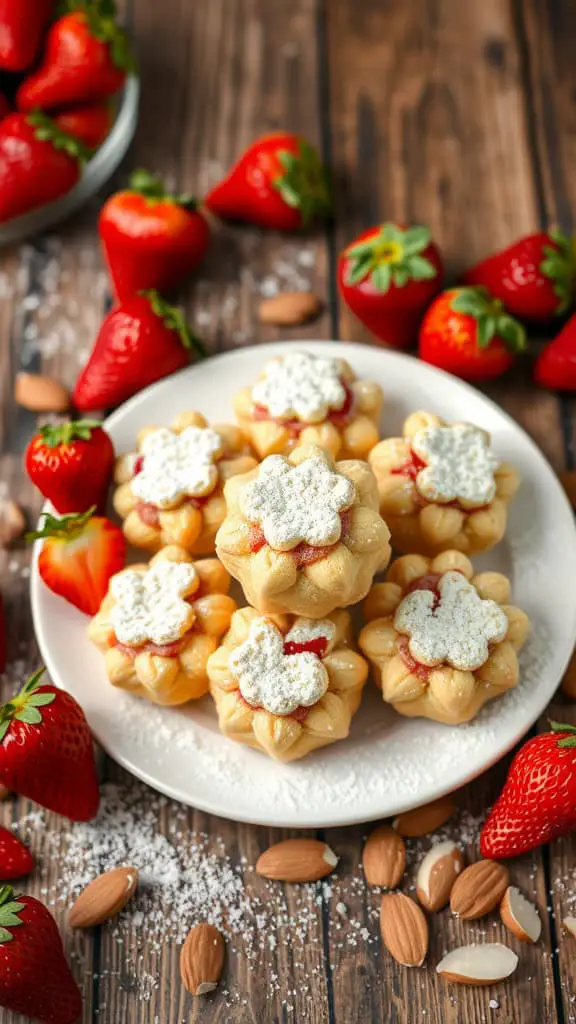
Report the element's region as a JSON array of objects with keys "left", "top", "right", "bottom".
[
  {"left": 25, "top": 419, "right": 115, "bottom": 515},
  {"left": 28, "top": 508, "right": 125, "bottom": 616},
  {"left": 205, "top": 131, "right": 330, "bottom": 231},
  {"left": 73, "top": 289, "right": 205, "bottom": 412},
  {"left": 99, "top": 169, "right": 211, "bottom": 300},
  {"left": 0, "top": 0, "right": 55, "bottom": 72},
  {"left": 17, "top": 0, "right": 134, "bottom": 112},
  {"left": 419, "top": 286, "right": 526, "bottom": 381},
  {"left": 0, "top": 112, "right": 88, "bottom": 222},
  {"left": 481, "top": 722, "right": 576, "bottom": 858},
  {"left": 54, "top": 101, "right": 113, "bottom": 149},
  {"left": 0, "top": 827, "right": 34, "bottom": 881},
  {"left": 0, "top": 668, "right": 99, "bottom": 821},
  {"left": 534, "top": 314, "right": 576, "bottom": 391},
  {"left": 0, "top": 885, "right": 82, "bottom": 1023},
  {"left": 462, "top": 230, "right": 575, "bottom": 320},
  {"left": 338, "top": 223, "right": 443, "bottom": 348}
]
